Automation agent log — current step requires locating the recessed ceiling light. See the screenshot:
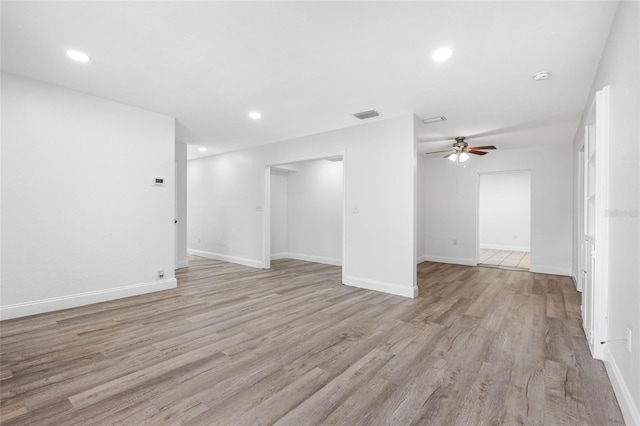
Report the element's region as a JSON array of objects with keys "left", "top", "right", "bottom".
[
  {"left": 66, "top": 50, "right": 90, "bottom": 62},
  {"left": 249, "top": 112, "right": 261, "bottom": 120},
  {"left": 532, "top": 71, "right": 551, "bottom": 81},
  {"left": 198, "top": 147, "right": 208, "bottom": 152},
  {"left": 432, "top": 47, "right": 452, "bottom": 62}
]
